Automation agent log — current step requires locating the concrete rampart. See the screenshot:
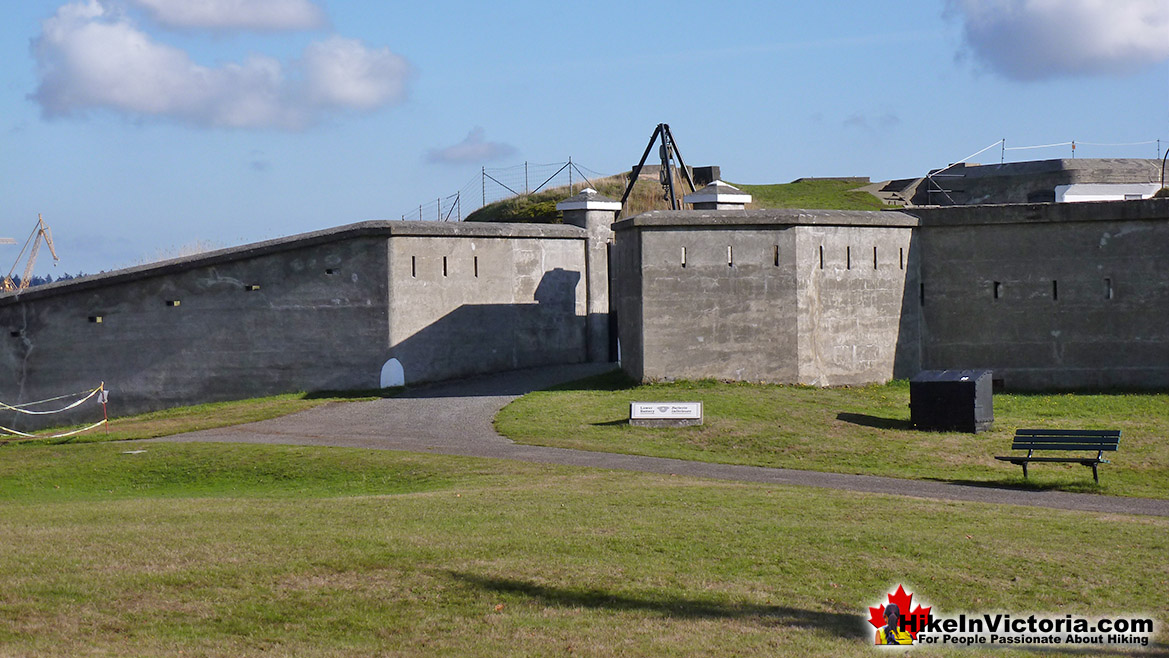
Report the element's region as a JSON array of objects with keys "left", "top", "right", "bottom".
[
  {"left": 913, "top": 158, "right": 1162, "bottom": 205},
  {"left": 8, "top": 194, "right": 1168, "bottom": 434},
  {"left": 613, "top": 209, "right": 920, "bottom": 385},
  {"left": 911, "top": 199, "right": 1169, "bottom": 389},
  {"left": 1, "top": 221, "right": 589, "bottom": 430},
  {"left": 386, "top": 230, "right": 587, "bottom": 384}
]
